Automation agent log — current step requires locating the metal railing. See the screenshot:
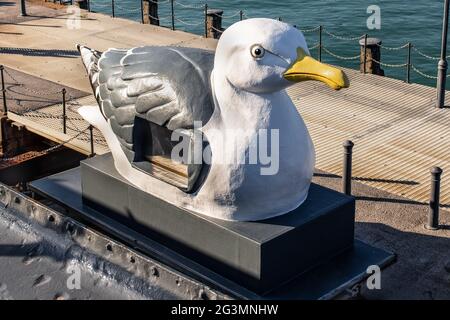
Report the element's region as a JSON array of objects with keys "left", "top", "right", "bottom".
[
  {"left": 0, "top": 66, "right": 105, "bottom": 157},
  {"left": 85, "top": 0, "right": 447, "bottom": 86}
]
